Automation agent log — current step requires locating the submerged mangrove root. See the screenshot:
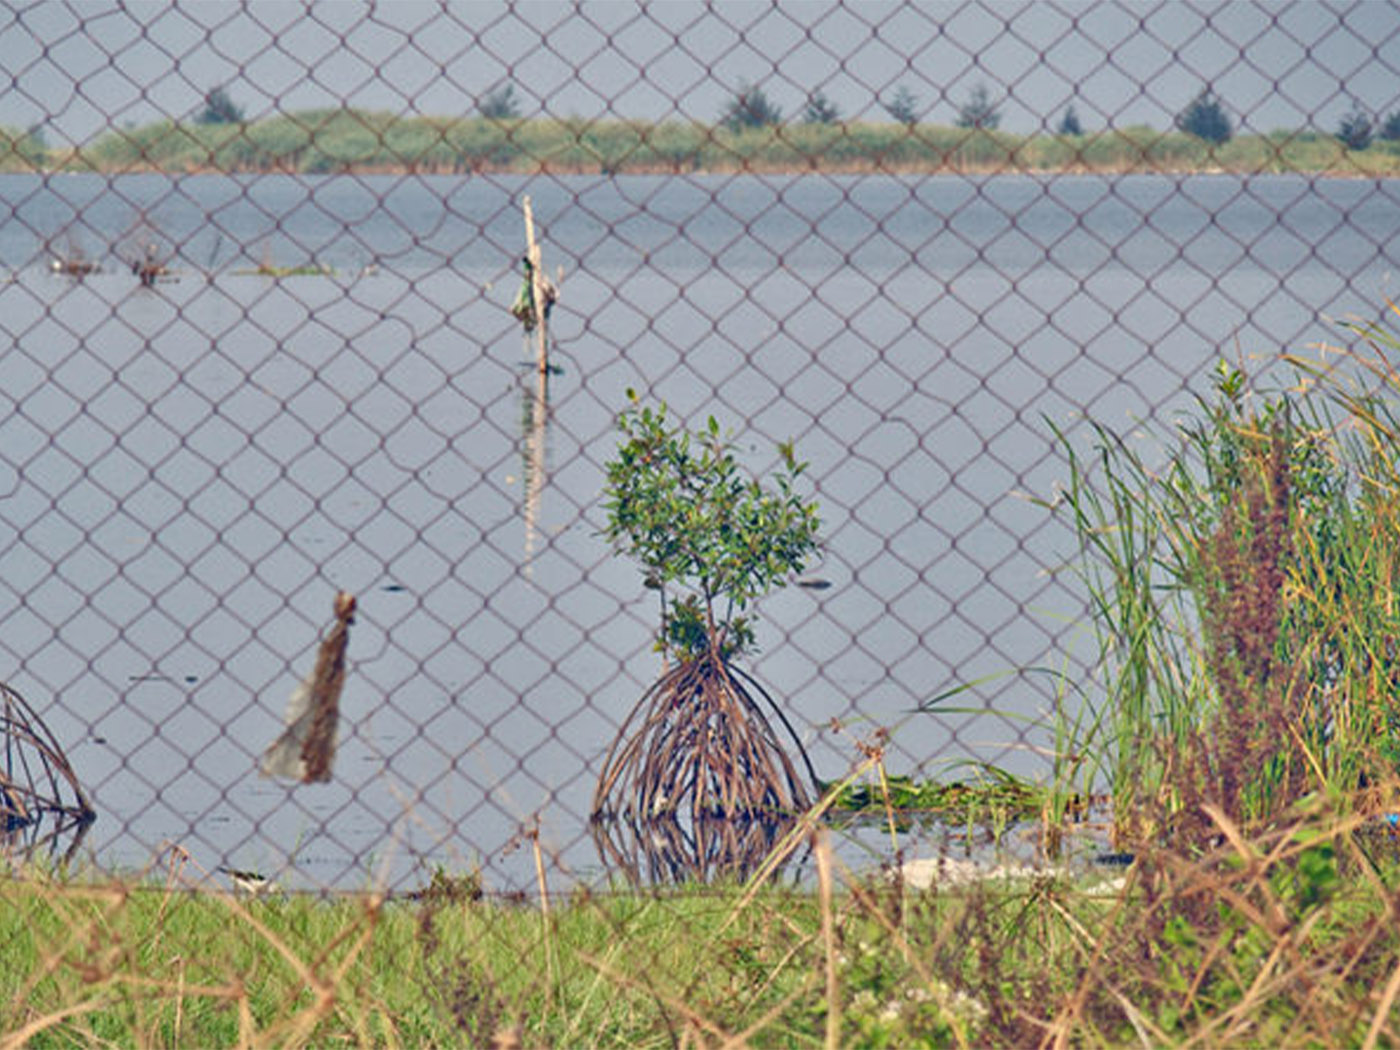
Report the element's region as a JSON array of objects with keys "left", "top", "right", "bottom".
[
  {"left": 0, "top": 680, "right": 96, "bottom": 830},
  {"left": 590, "top": 808, "right": 798, "bottom": 885},
  {"left": 592, "top": 649, "right": 815, "bottom": 824}
]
